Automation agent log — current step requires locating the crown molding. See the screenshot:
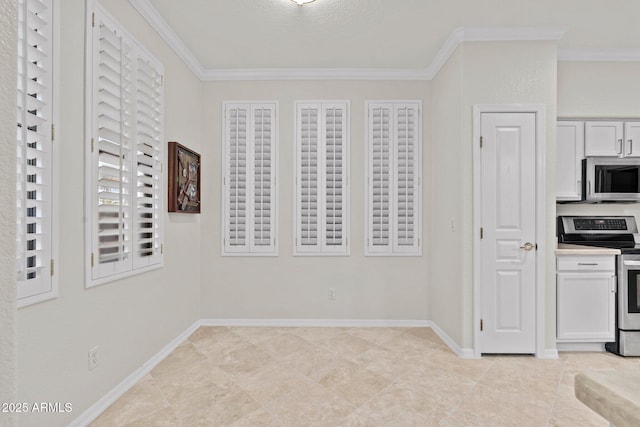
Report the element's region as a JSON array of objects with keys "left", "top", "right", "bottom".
[
  {"left": 200, "top": 68, "right": 431, "bottom": 81},
  {"left": 425, "top": 26, "right": 566, "bottom": 79},
  {"left": 128, "top": 1, "right": 567, "bottom": 81},
  {"left": 128, "top": 0, "right": 205, "bottom": 79},
  {"left": 558, "top": 48, "right": 640, "bottom": 62}
]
